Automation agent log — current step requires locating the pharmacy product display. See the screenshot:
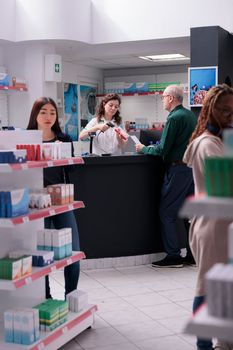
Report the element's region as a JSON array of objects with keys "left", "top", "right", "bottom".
[
  {"left": 0, "top": 130, "right": 97, "bottom": 349},
  {"left": 181, "top": 198, "right": 233, "bottom": 342}
]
